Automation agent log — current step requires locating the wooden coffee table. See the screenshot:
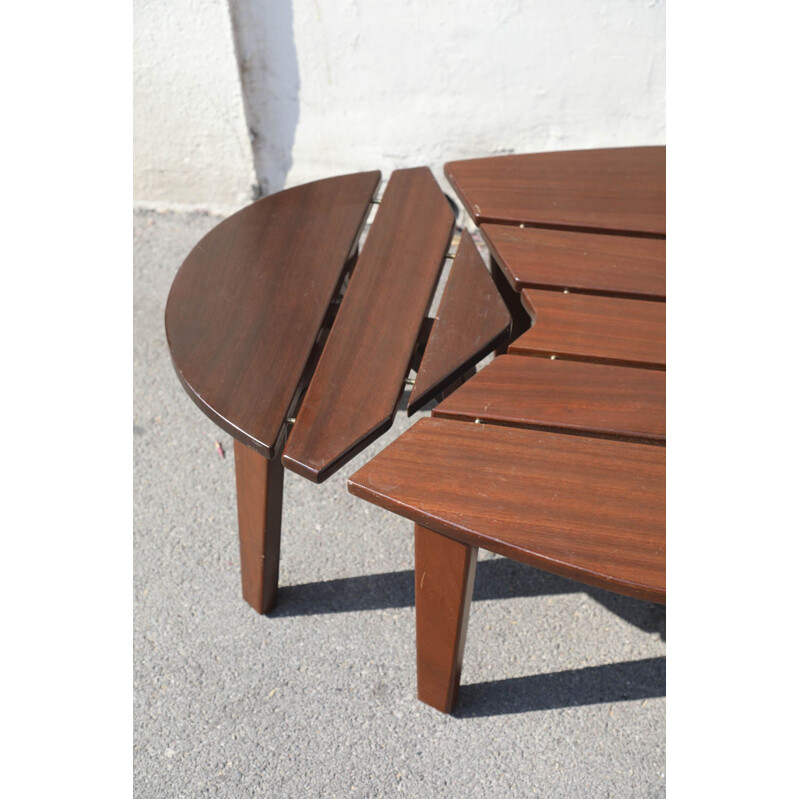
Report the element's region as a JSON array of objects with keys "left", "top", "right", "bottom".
[
  {"left": 349, "top": 146, "right": 666, "bottom": 712},
  {"left": 166, "top": 146, "right": 665, "bottom": 714}
]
